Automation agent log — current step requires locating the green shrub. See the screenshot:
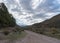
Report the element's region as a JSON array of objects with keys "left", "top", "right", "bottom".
[
  {"left": 51, "top": 28, "right": 58, "bottom": 34},
  {"left": 3, "top": 30, "right": 10, "bottom": 35}
]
